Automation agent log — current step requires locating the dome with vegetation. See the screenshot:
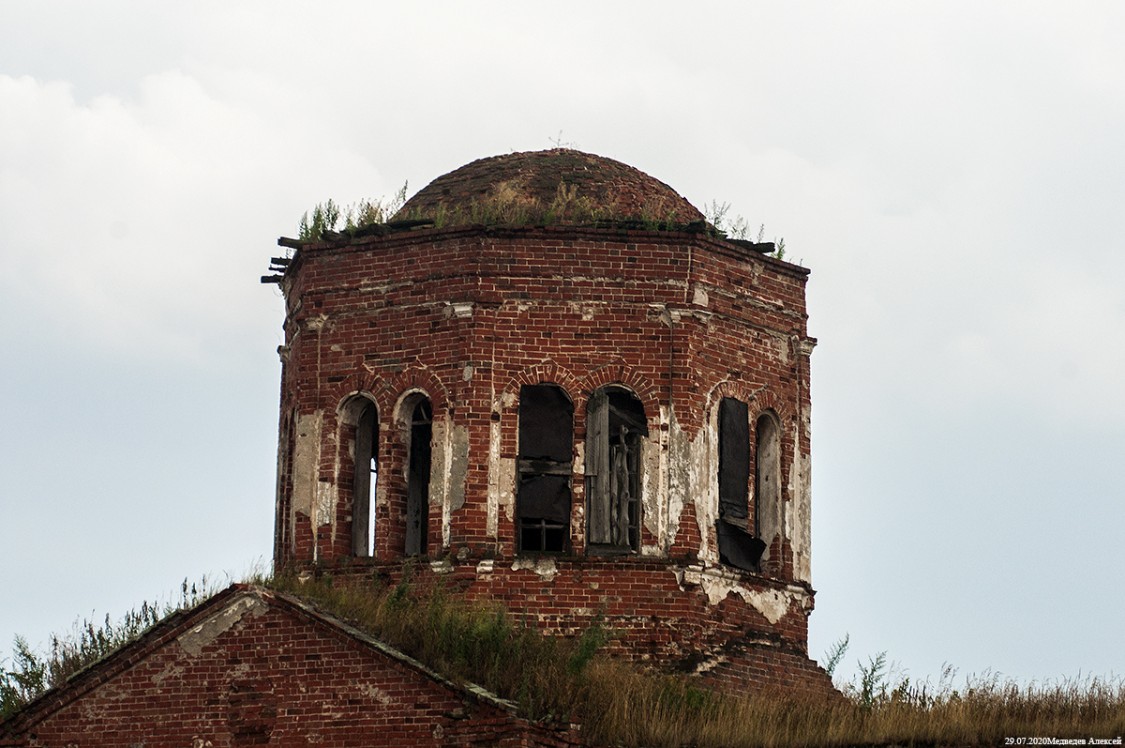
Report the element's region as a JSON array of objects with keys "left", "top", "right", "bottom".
[
  {"left": 394, "top": 148, "right": 705, "bottom": 228},
  {"left": 288, "top": 149, "right": 780, "bottom": 252}
]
